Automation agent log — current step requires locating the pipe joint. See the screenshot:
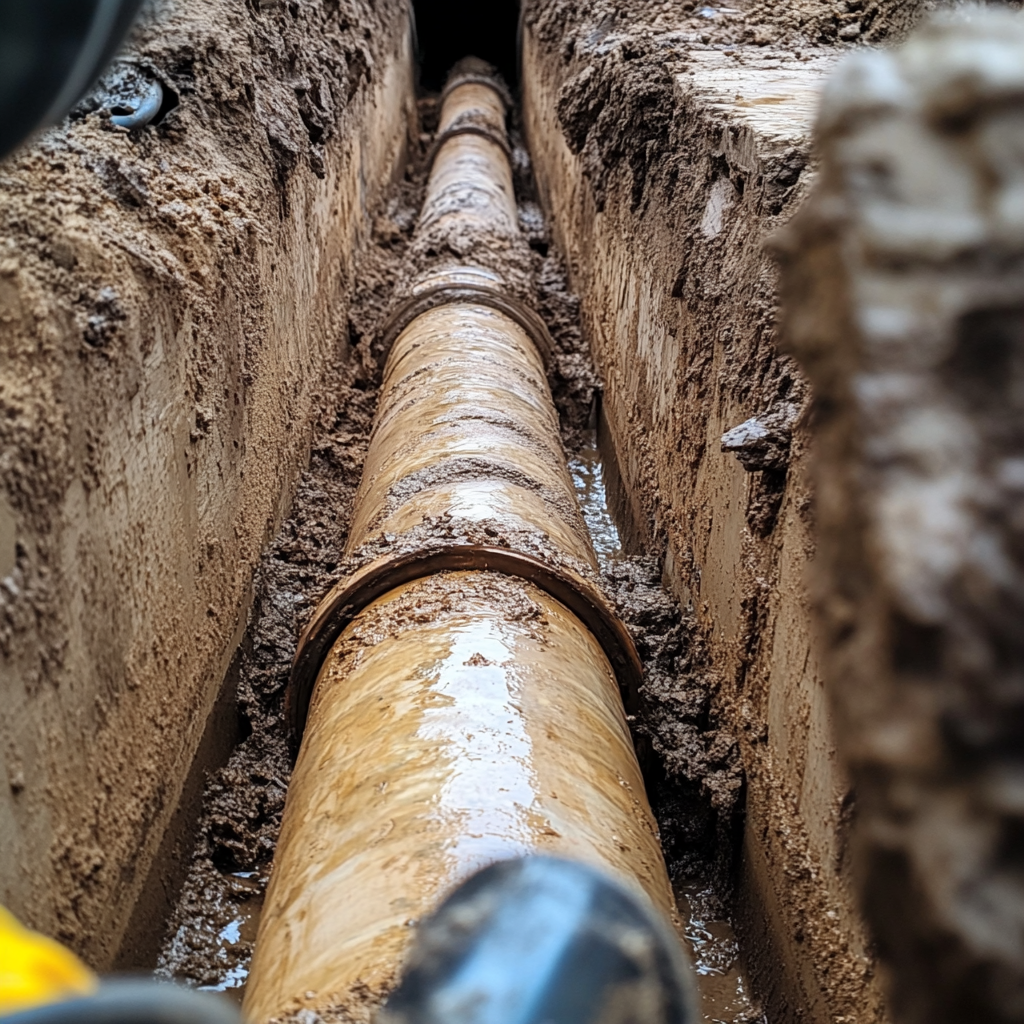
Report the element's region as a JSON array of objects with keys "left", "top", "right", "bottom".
[
  {"left": 286, "top": 544, "right": 644, "bottom": 748},
  {"left": 375, "top": 279, "right": 553, "bottom": 368}
]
